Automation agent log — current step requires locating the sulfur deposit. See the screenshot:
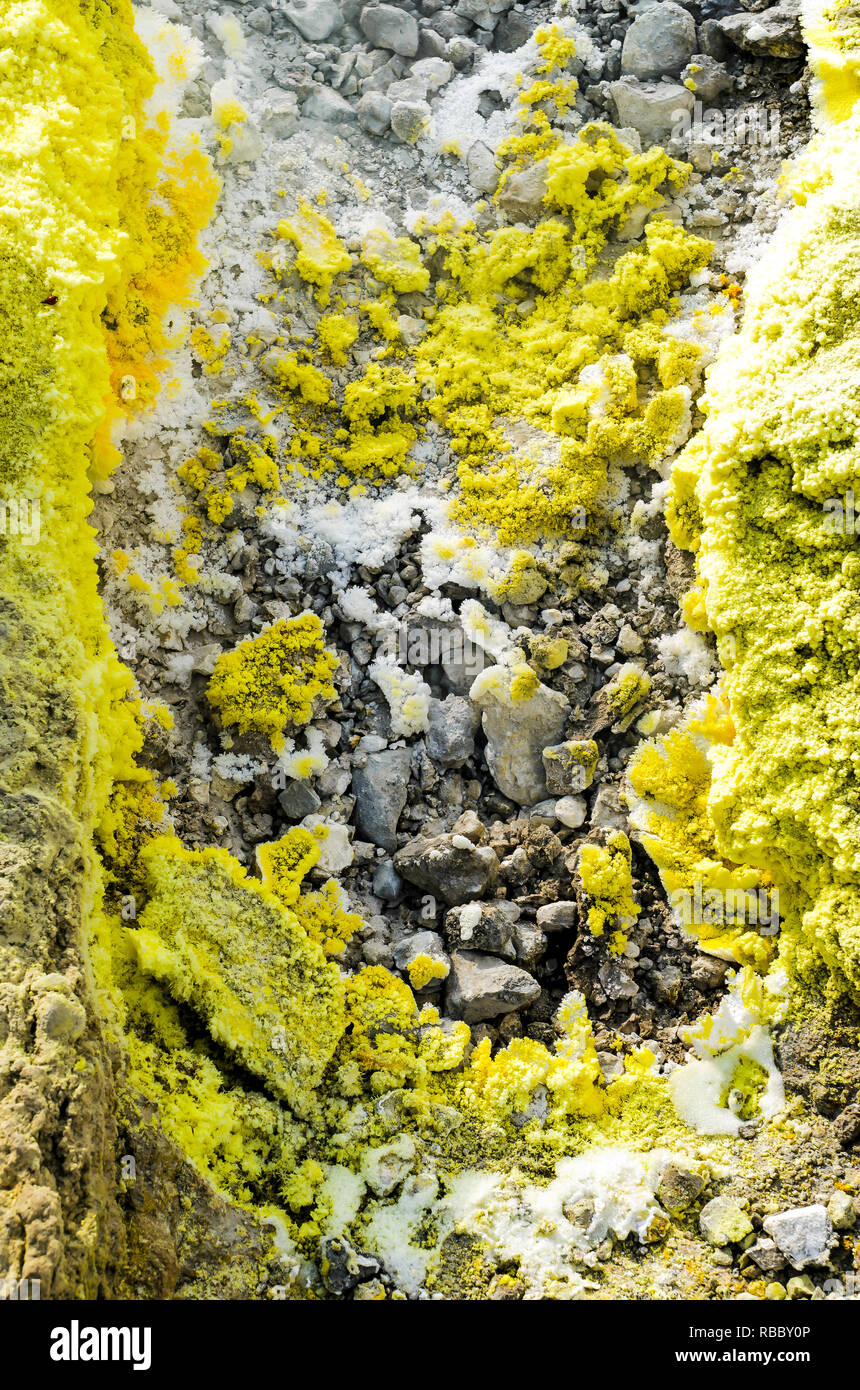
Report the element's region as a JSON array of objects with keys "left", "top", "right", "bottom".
[{"left": 4, "top": 0, "right": 860, "bottom": 1308}]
